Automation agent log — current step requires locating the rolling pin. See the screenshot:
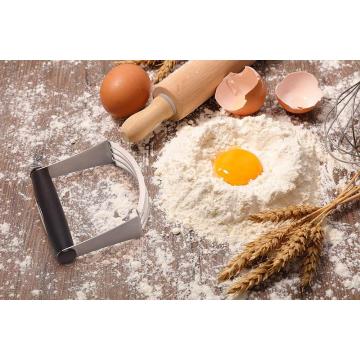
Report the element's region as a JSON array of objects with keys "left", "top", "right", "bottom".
[{"left": 120, "top": 60, "right": 254, "bottom": 142}]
